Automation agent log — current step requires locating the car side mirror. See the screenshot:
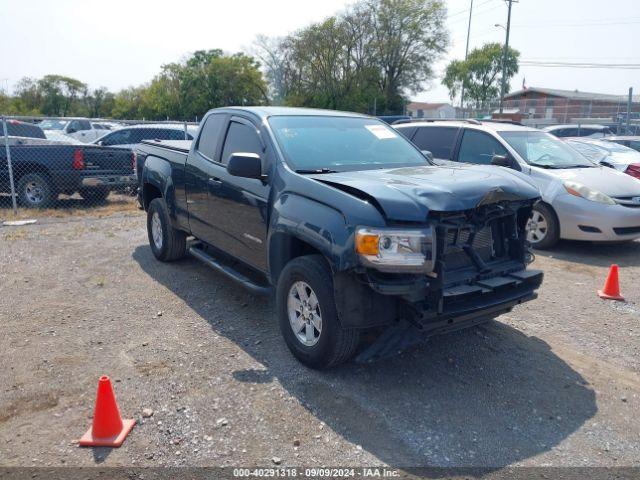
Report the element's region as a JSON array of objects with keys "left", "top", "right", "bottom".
[
  {"left": 227, "top": 153, "right": 263, "bottom": 180},
  {"left": 96, "top": 140, "right": 103, "bottom": 146},
  {"left": 67, "top": 128, "right": 77, "bottom": 134},
  {"left": 491, "top": 154, "right": 518, "bottom": 170},
  {"left": 421, "top": 150, "right": 434, "bottom": 162}
]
